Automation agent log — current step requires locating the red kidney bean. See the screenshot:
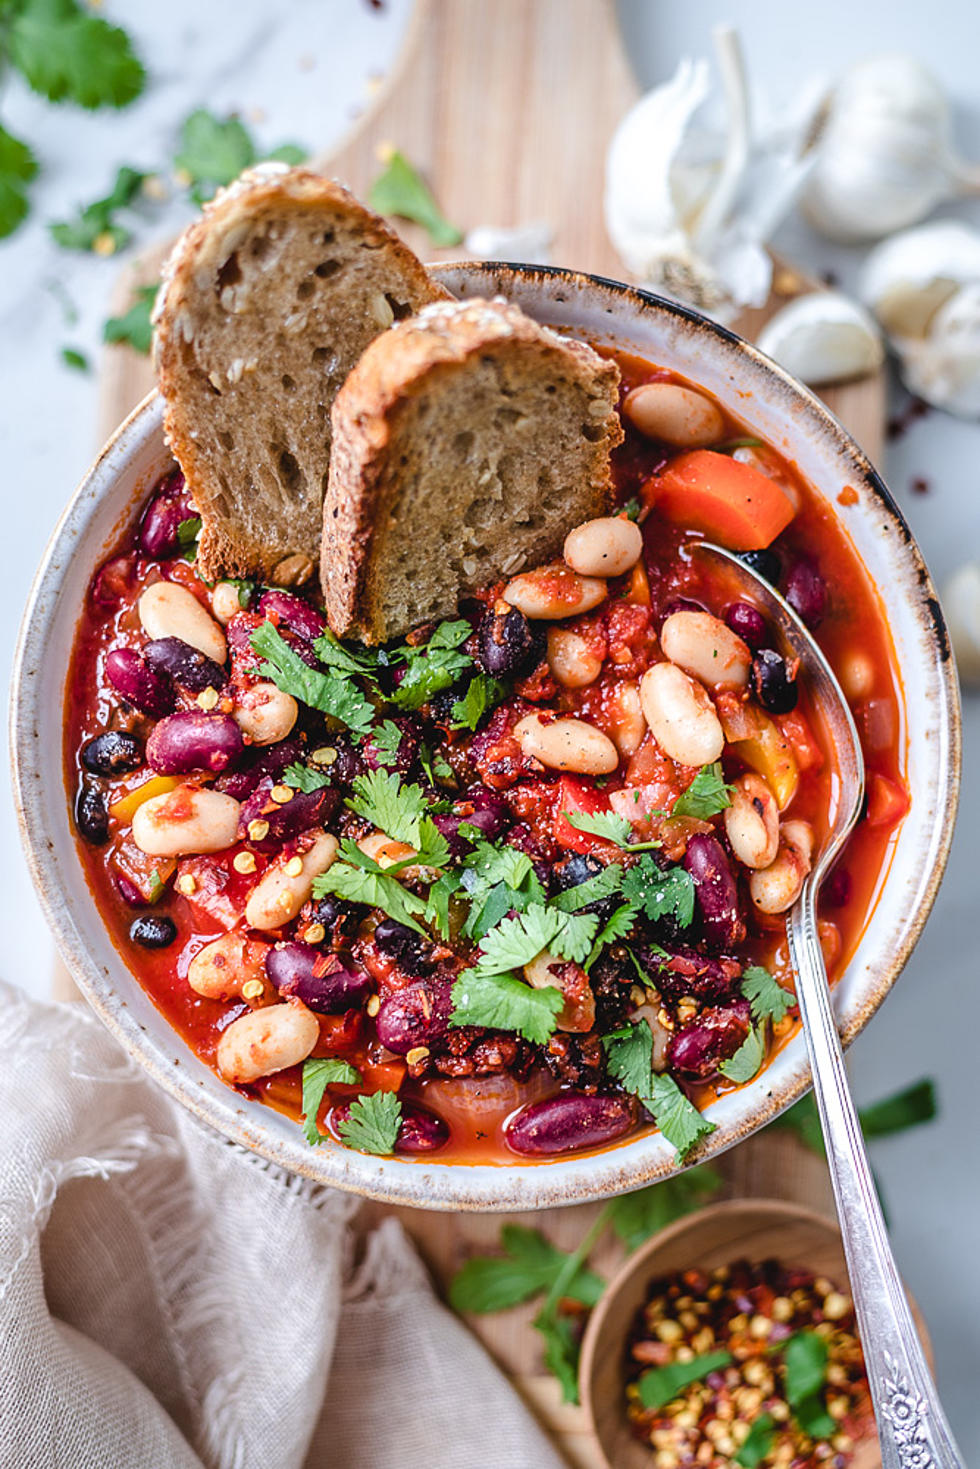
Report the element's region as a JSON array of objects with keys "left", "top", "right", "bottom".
[
  {"left": 634, "top": 943, "right": 743, "bottom": 1004},
  {"left": 265, "top": 944, "right": 372, "bottom": 1012},
  {"left": 362, "top": 715, "right": 421, "bottom": 776},
  {"left": 146, "top": 711, "right": 244, "bottom": 775},
  {"left": 114, "top": 873, "right": 145, "bottom": 907},
  {"left": 373, "top": 918, "right": 434, "bottom": 975},
  {"left": 395, "top": 1105, "right": 449, "bottom": 1154},
  {"left": 105, "top": 647, "right": 176, "bottom": 717},
  {"left": 237, "top": 780, "right": 338, "bottom": 849},
  {"left": 375, "top": 979, "right": 453, "bottom": 1054},
  {"left": 226, "top": 610, "right": 265, "bottom": 675},
  {"left": 751, "top": 648, "right": 799, "bottom": 714},
  {"left": 822, "top": 863, "right": 852, "bottom": 908},
  {"left": 476, "top": 605, "right": 545, "bottom": 678},
  {"left": 505, "top": 1092, "right": 635, "bottom": 1155},
  {"left": 137, "top": 470, "right": 193, "bottom": 559},
  {"left": 257, "top": 589, "right": 326, "bottom": 645},
  {"left": 91, "top": 555, "right": 137, "bottom": 613},
  {"left": 144, "top": 637, "right": 228, "bottom": 693},
  {"left": 784, "top": 555, "right": 827, "bottom": 629},
  {"left": 432, "top": 784, "right": 510, "bottom": 855},
  {"left": 216, "top": 736, "right": 305, "bottom": 800},
  {"left": 683, "top": 833, "right": 745, "bottom": 950},
  {"left": 81, "top": 731, "right": 144, "bottom": 777},
  {"left": 667, "top": 1001, "right": 751, "bottom": 1081},
  {"left": 724, "top": 601, "right": 767, "bottom": 650},
  {"left": 75, "top": 784, "right": 109, "bottom": 844},
  {"left": 662, "top": 595, "right": 708, "bottom": 621}
]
